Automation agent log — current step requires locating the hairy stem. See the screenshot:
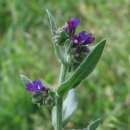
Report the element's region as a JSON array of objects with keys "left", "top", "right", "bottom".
[
  {"left": 59, "top": 64, "right": 67, "bottom": 83},
  {"left": 56, "top": 64, "right": 67, "bottom": 130}
]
